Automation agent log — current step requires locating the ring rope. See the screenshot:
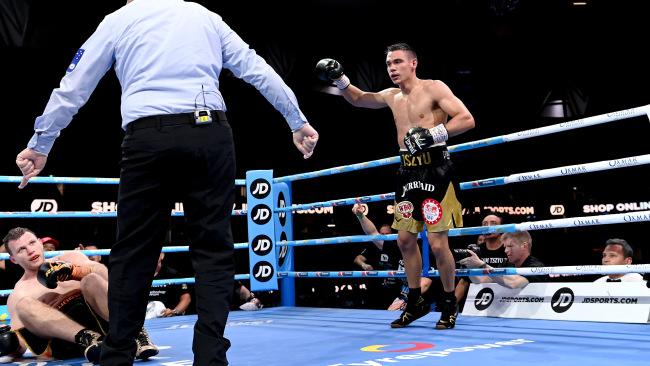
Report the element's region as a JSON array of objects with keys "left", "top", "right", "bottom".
[
  {"left": 0, "top": 273, "right": 251, "bottom": 297},
  {"left": 447, "top": 105, "right": 648, "bottom": 153},
  {"left": 0, "top": 209, "right": 247, "bottom": 219},
  {"left": 279, "top": 211, "right": 650, "bottom": 247},
  {"left": 2, "top": 211, "right": 646, "bottom": 258},
  {"left": 460, "top": 154, "right": 650, "bottom": 190},
  {"left": 0, "top": 243, "right": 249, "bottom": 261},
  {"left": 278, "top": 234, "right": 396, "bottom": 247},
  {"left": 274, "top": 193, "right": 394, "bottom": 213},
  {"left": 3, "top": 263, "right": 648, "bottom": 297},
  {"left": 0, "top": 176, "right": 247, "bottom": 186},
  {"left": 274, "top": 105, "right": 649, "bottom": 183},
  {"left": 1, "top": 106, "right": 645, "bottom": 186},
  {"left": 276, "top": 264, "right": 650, "bottom": 279}
]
